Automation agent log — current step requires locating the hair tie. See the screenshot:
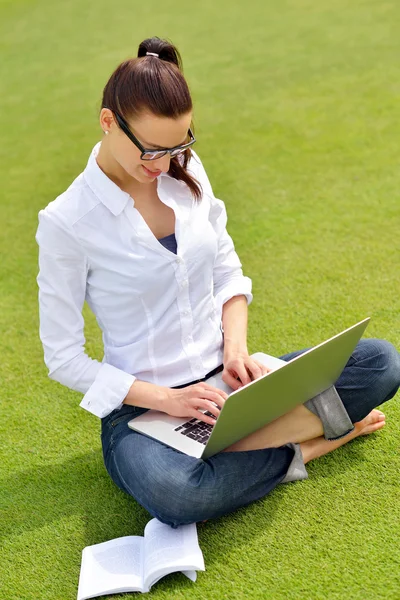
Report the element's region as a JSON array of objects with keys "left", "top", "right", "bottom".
[{"left": 146, "top": 52, "right": 159, "bottom": 58}]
